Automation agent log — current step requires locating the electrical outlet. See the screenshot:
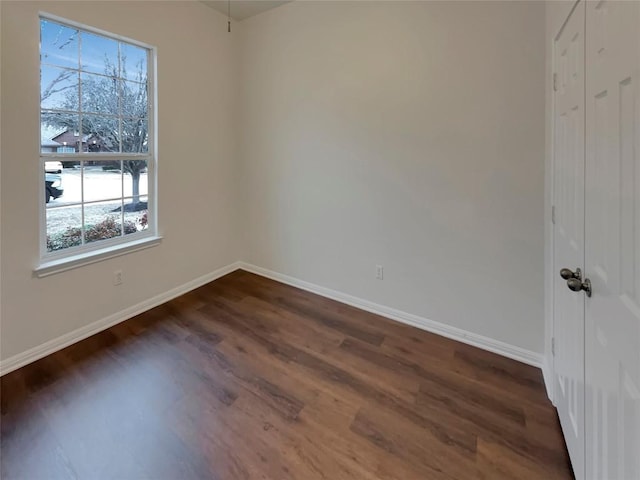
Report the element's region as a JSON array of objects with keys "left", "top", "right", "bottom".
[
  {"left": 376, "top": 265, "right": 384, "bottom": 280},
  {"left": 114, "top": 270, "right": 123, "bottom": 286}
]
